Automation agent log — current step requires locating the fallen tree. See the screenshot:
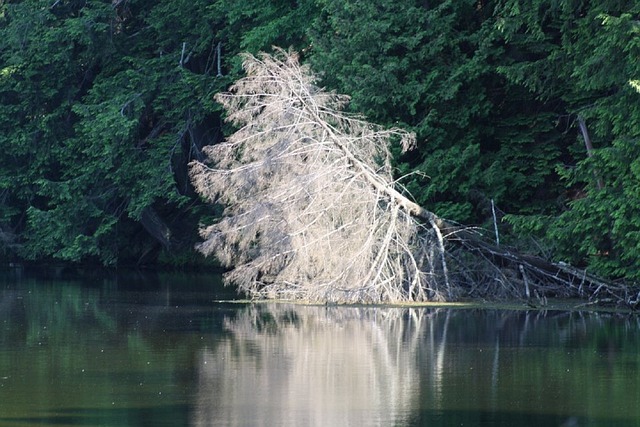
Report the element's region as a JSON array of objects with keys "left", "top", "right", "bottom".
[{"left": 190, "top": 48, "right": 637, "bottom": 307}]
